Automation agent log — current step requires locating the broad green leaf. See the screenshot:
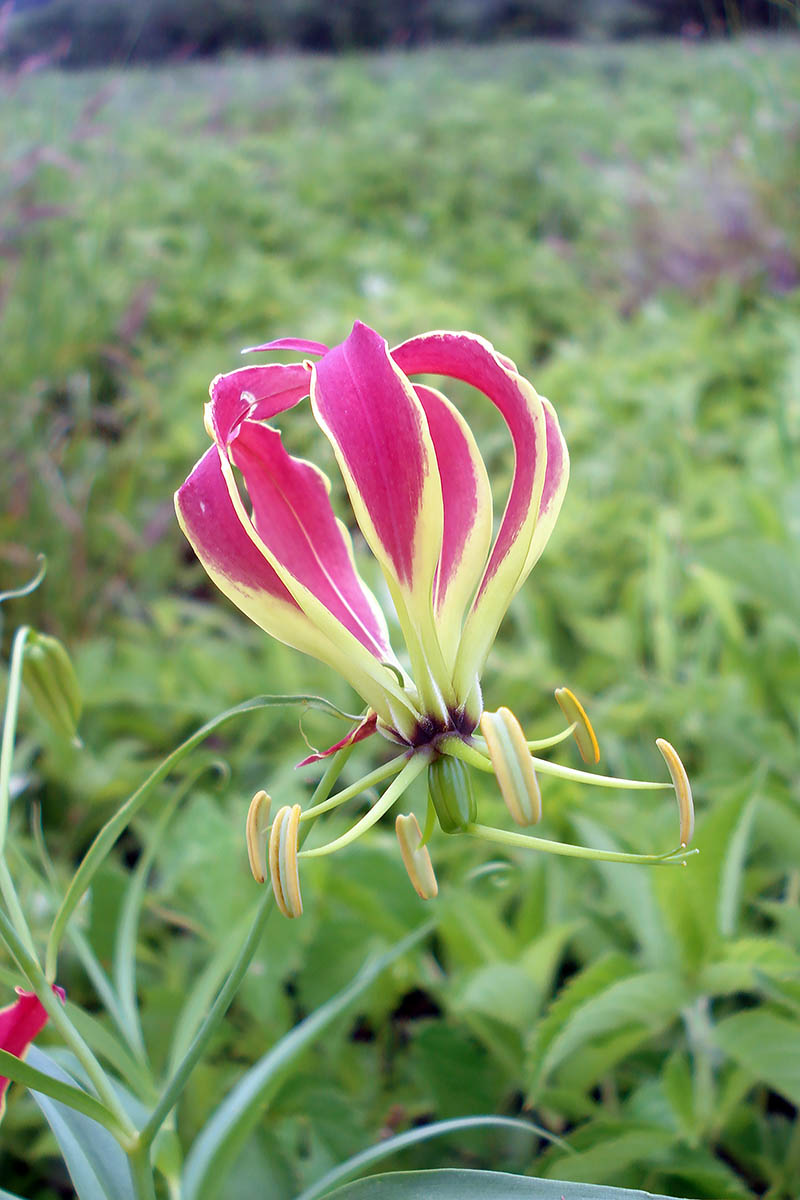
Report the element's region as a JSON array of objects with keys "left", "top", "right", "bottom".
[
  {"left": 320, "top": 1168, "right": 688, "bottom": 1199},
  {"left": 182, "top": 924, "right": 432, "bottom": 1200},
  {"left": 530, "top": 963, "right": 687, "bottom": 1094},
  {"left": 526, "top": 953, "right": 634, "bottom": 1097},
  {"left": 25, "top": 1047, "right": 135, "bottom": 1200},
  {"left": 714, "top": 1009, "right": 800, "bottom": 1106},
  {"left": 453, "top": 963, "right": 538, "bottom": 1032},
  {"left": 541, "top": 1126, "right": 676, "bottom": 1184},
  {"left": 699, "top": 936, "right": 800, "bottom": 996}
]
